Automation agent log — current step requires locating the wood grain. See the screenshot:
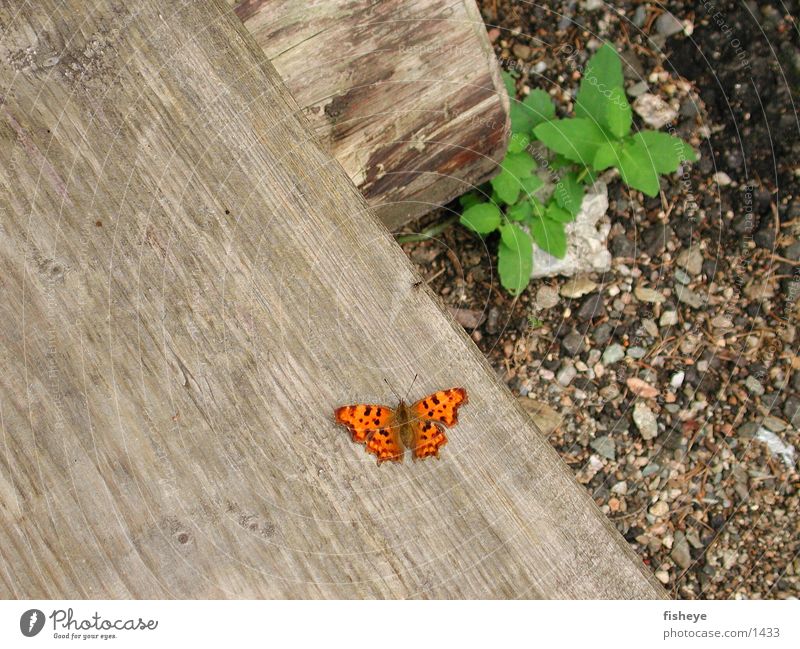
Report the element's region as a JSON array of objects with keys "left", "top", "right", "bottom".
[
  {"left": 232, "top": 0, "right": 509, "bottom": 230},
  {"left": 0, "top": 0, "right": 664, "bottom": 598}
]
